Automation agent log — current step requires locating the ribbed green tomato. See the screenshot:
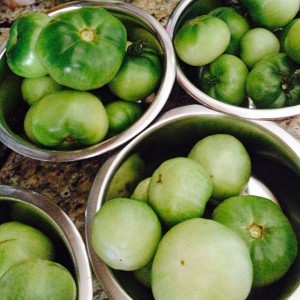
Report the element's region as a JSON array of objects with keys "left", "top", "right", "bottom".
[
  {"left": 212, "top": 195, "right": 298, "bottom": 286},
  {"left": 36, "top": 7, "right": 127, "bottom": 90}
]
